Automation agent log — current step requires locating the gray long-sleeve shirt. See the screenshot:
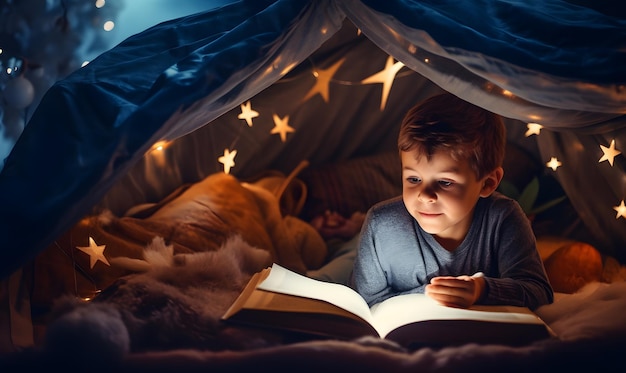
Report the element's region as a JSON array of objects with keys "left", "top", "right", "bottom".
[{"left": 351, "top": 193, "right": 553, "bottom": 310}]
